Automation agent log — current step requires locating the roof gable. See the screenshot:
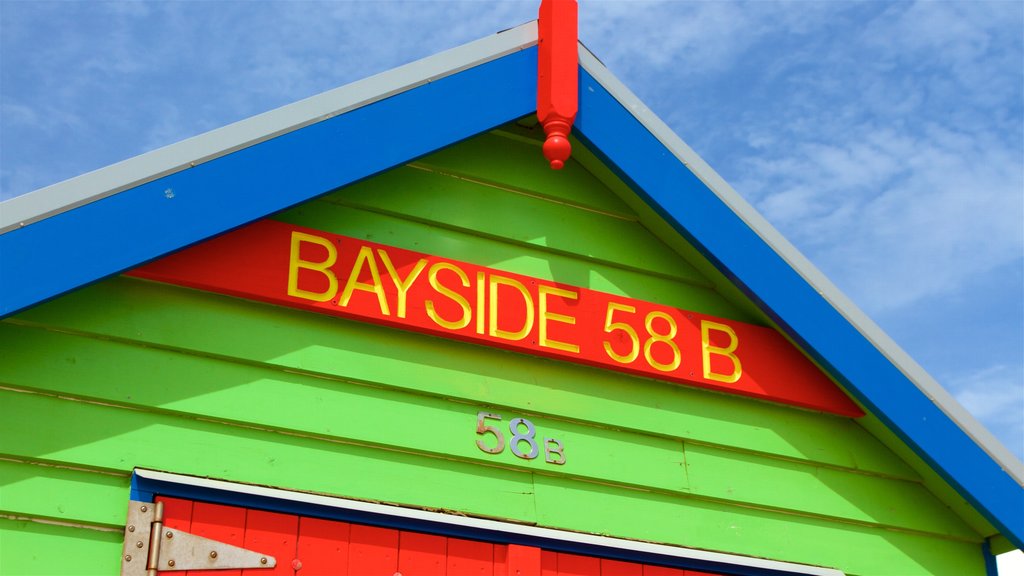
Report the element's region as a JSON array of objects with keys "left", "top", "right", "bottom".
[{"left": 0, "top": 21, "right": 1020, "bottom": 551}]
